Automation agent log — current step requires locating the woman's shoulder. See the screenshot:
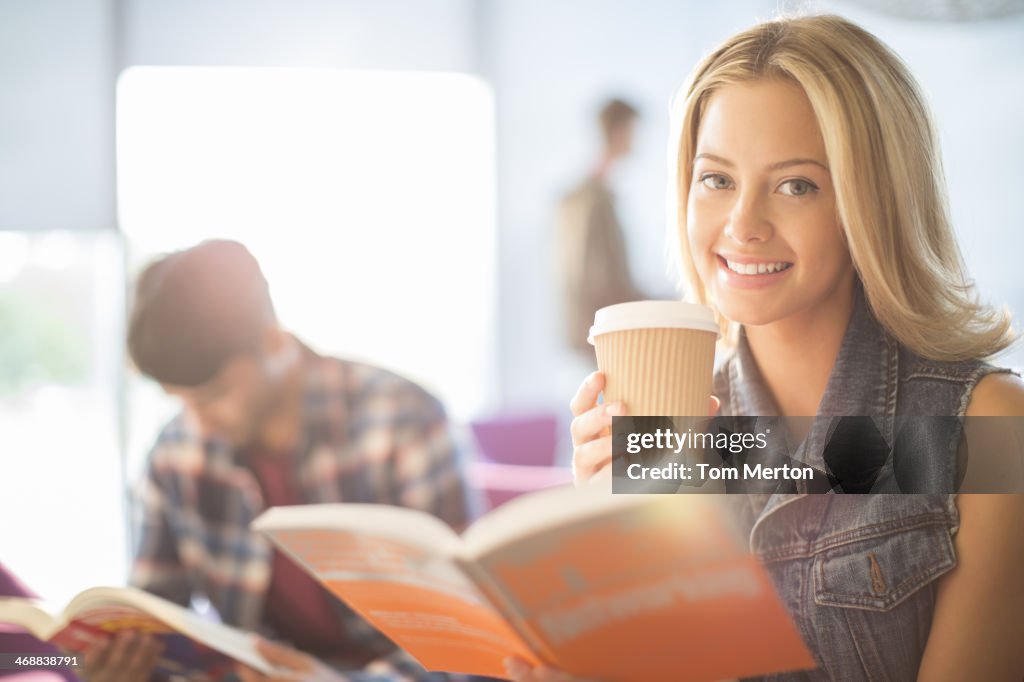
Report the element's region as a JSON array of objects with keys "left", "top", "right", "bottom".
[
  {"left": 898, "top": 348, "right": 1003, "bottom": 384},
  {"left": 964, "top": 372, "right": 1024, "bottom": 416},
  {"left": 897, "top": 346, "right": 1021, "bottom": 416}
]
